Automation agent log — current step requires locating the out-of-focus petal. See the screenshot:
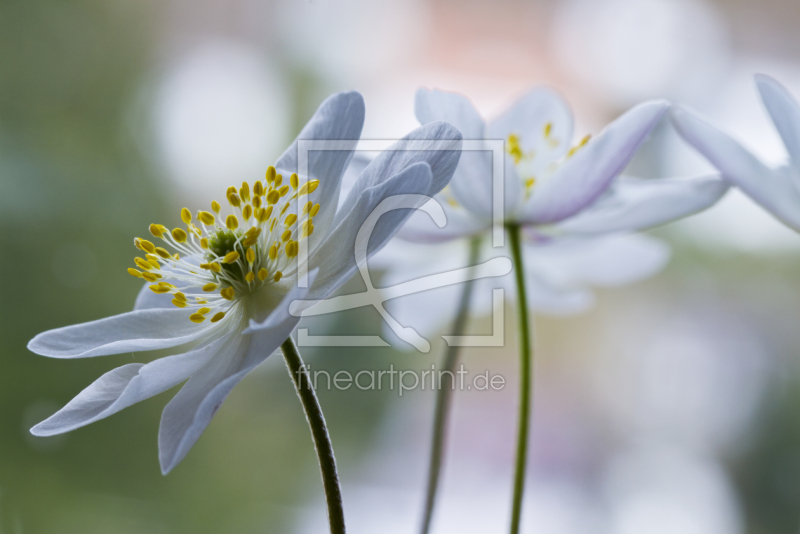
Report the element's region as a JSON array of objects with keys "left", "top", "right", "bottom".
[
  {"left": 755, "top": 74, "right": 800, "bottom": 173},
  {"left": 671, "top": 105, "right": 800, "bottom": 231},
  {"left": 554, "top": 174, "right": 729, "bottom": 234},
  {"left": 520, "top": 101, "right": 669, "bottom": 224}
]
